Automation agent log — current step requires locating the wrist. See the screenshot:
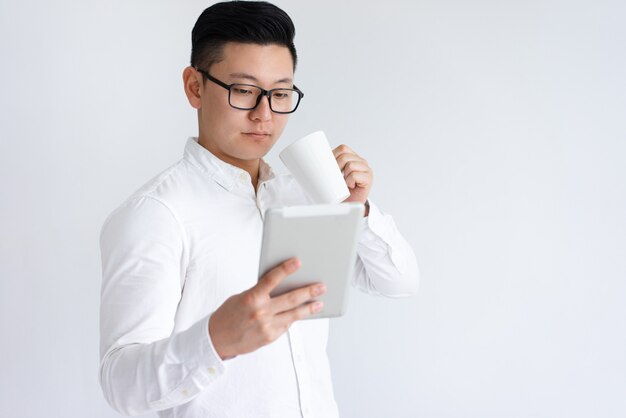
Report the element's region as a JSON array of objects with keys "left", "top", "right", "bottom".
[{"left": 208, "top": 315, "right": 237, "bottom": 360}]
